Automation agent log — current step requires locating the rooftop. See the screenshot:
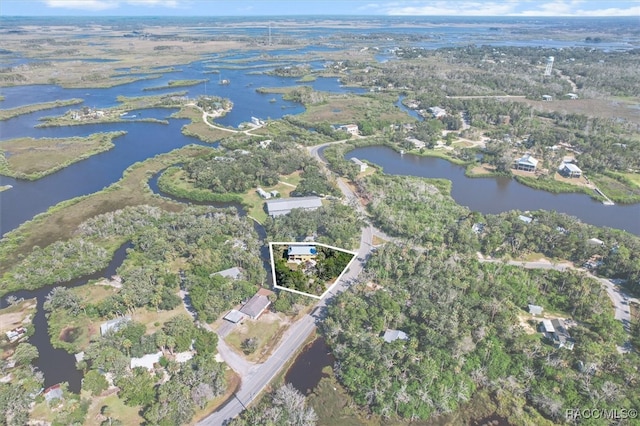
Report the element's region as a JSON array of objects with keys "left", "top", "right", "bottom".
[
  {"left": 383, "top": 329, "right": 409, "bottom": 343},
  {"left": 288, "top": 245, "right": 318, "bottom": 256},
  {"left": 266, "top": 196, "right": 323, "bottom": 217},
  {"left": 212, "top": 267, "right": 242, "bottom": 280},
  {"left": 239, "top": 294, "right": 271, "bottom": 319}
]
